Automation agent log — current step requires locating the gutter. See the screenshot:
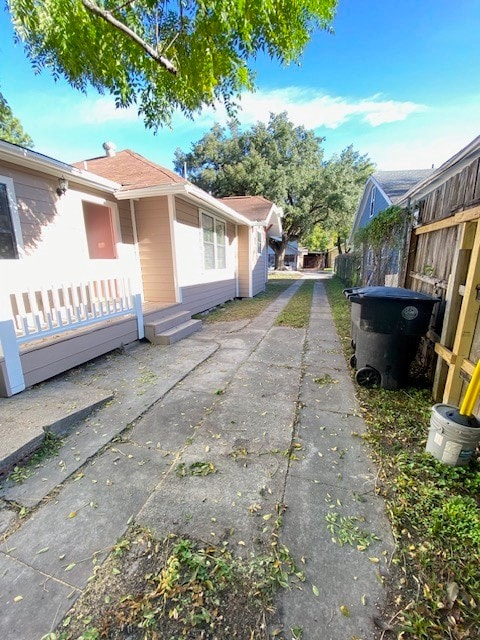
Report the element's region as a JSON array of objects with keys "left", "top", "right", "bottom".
[
  {"left": 116, "top": 182, "right": 254, "bottom": 226},
  {"left": 0, "top": 140, "right": 119, "bottom": 192}
]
